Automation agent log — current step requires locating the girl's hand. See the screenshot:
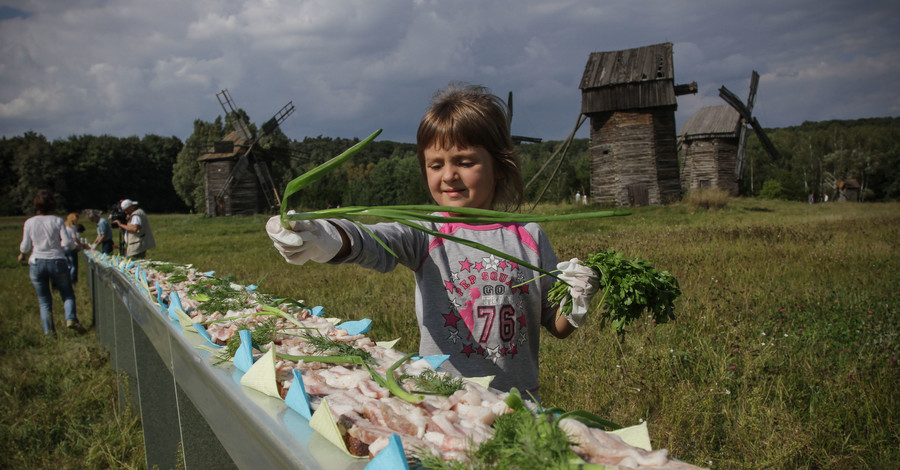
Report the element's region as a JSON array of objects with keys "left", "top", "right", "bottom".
[
  {"left": 17, "top": 253, "right": 27, "bottom": 264},
  {"left": 266, "top": 215, "right": 343, "bottom": 265},
  {"left": 556, "top": 258, "right": 599, "bottom": 327}
]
